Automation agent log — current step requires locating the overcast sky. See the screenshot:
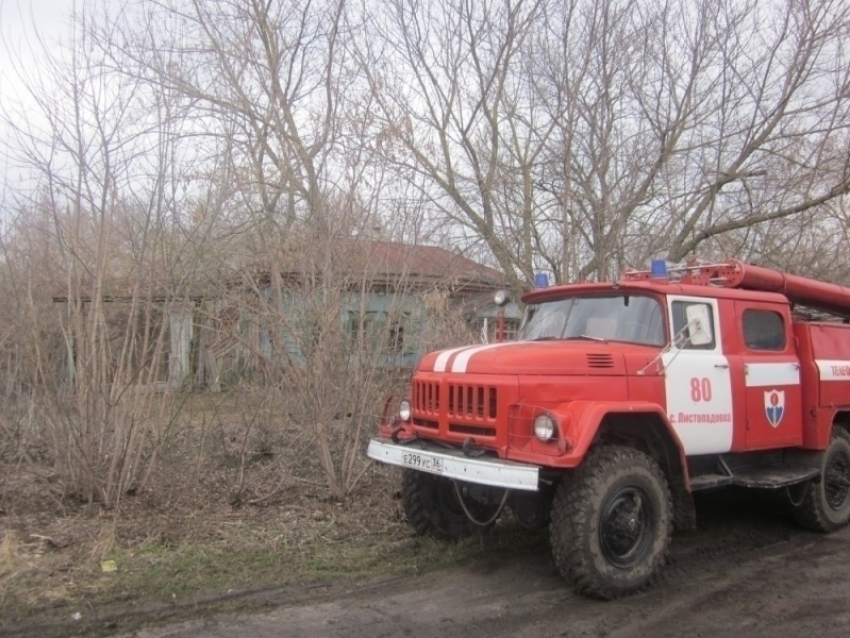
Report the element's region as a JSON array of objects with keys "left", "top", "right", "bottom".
[
  {"left": 1, "top": 0, "right": 76, "bottom": 96},
  {"left": 1, "top": 0, "right": 78, "bottom": 206}
]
